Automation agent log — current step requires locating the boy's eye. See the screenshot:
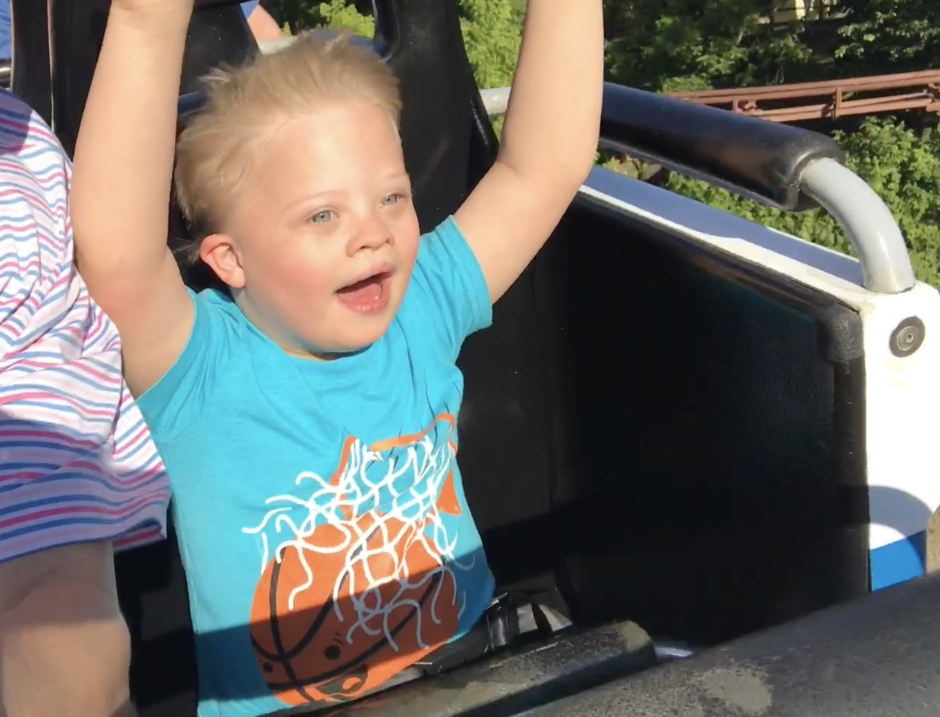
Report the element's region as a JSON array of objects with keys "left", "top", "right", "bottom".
[
  {"left": 381, "top": 193, "right": 402, "bottom": 206},
  {"left": 310, "top": 210, "right": 333, "bottom": 224}
]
